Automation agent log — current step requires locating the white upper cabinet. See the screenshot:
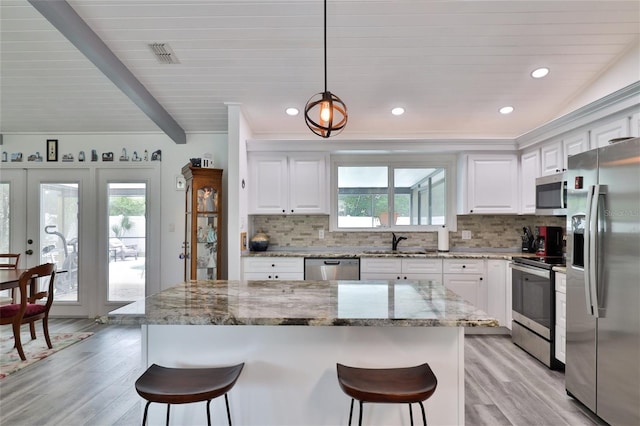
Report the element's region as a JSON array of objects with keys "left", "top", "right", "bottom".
[
  {"left": 562, "top": 131, "right": 589, "bottom": 170},
  {"left": 631, "top": 112, "right": 640, "bottom": 137},
  {"left": 519, "top": 149, "right": 540, "bottom": 214},
  {"left": 460, "top": 154, "right": 519, "bottom": 214},
  {"left": 590, "top": 117, "right": 630, "bottom": 149},
  {"left": 248, "top": 153, "right": 328, "bottom": 215},
  {"left": 540, "top": 141, "right": 564, "bottom": 176}
]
